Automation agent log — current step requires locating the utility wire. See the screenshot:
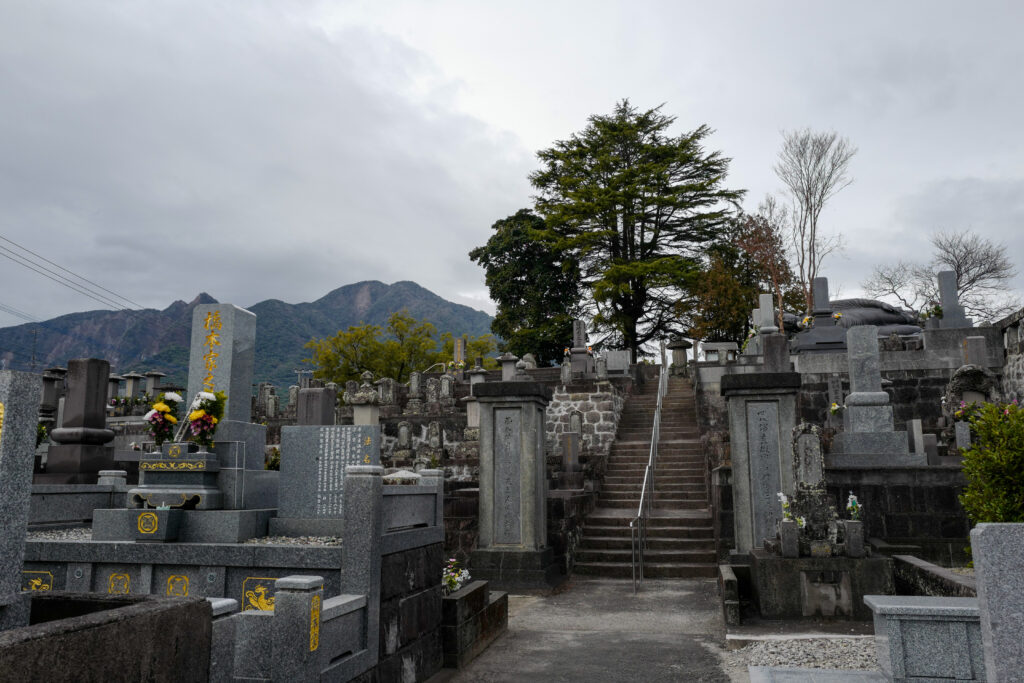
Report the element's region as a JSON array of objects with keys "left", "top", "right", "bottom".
[
  {"left": 0, "top": 233, "right": 145, "bottom": 309},
  {"left": 0, "top": 248, "right": 130, "bottom": 312}
]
